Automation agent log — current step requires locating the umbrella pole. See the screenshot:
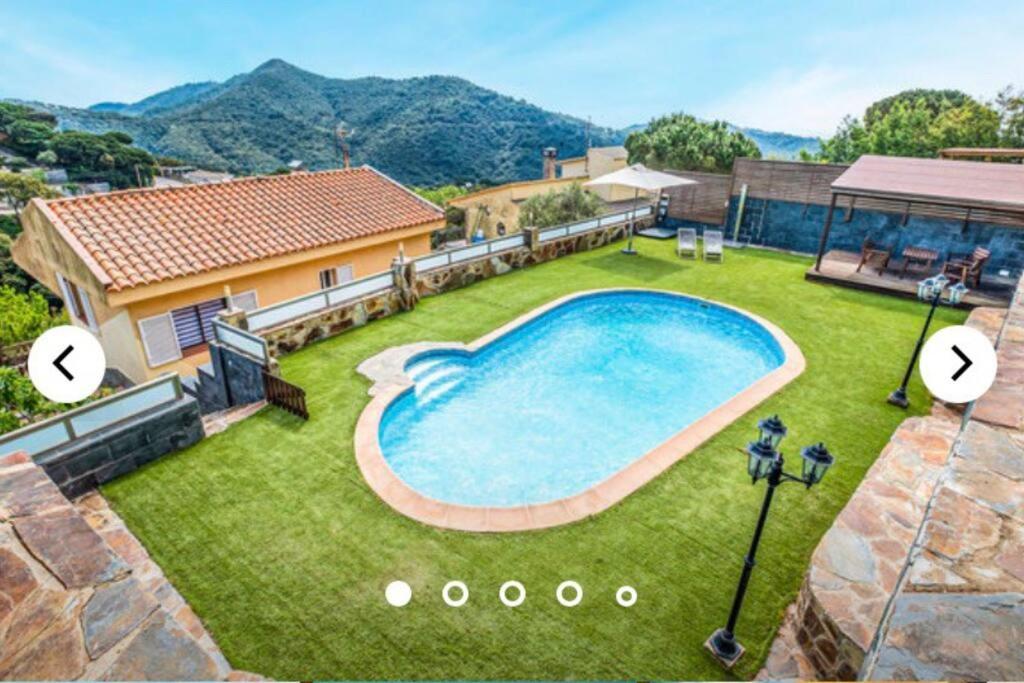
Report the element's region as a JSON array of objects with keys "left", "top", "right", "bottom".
[{"left": 622, "top": 188, "right": 639, "bottom": 255}]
